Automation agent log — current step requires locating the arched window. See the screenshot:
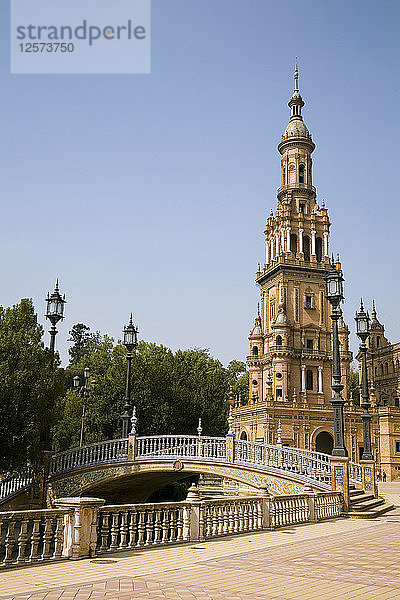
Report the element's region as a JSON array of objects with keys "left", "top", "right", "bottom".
[
  {"left": 252, "top": 346, "right": 258, "bottom": 357},
  {"left": 381, "top": 363, "right": 384, "bottom": 375},
  {"left": 299, "top": 163, "right": 305, "bottom": 184},
  {"left": 396, "top": 359, "right": 399, "bottom": 371},
  {"left": 315, "top": 237, "right": 323, "bottom": 263},
  {"left": 276, "top": 335, "right": 282, "bottom": 347},
  {"left": 290, "top": 234, "right": 298, "bottom": 256},
  {"left": 240, "top": 431, "right": 248, "bottom": 441},
  {"left": 303, "top": 235, "right": 310, "bottom": 262},
  {"left": 385, "top": 362, "right": 389, "bottom": 375},
  {"left": 377, "top": 336, "right": 381, "bottom": 348},
  {"left": 375, "top": 366, "right": 378, "bottom": 377},
  {"left": 306, "top": 369, "right": 313, "bottom": 390},
  {"left": 395, "top": 398, "right": 400, "bottom": 408},
  {"left": 282, "top": 167, "right": 286, "bottom": 185}
]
